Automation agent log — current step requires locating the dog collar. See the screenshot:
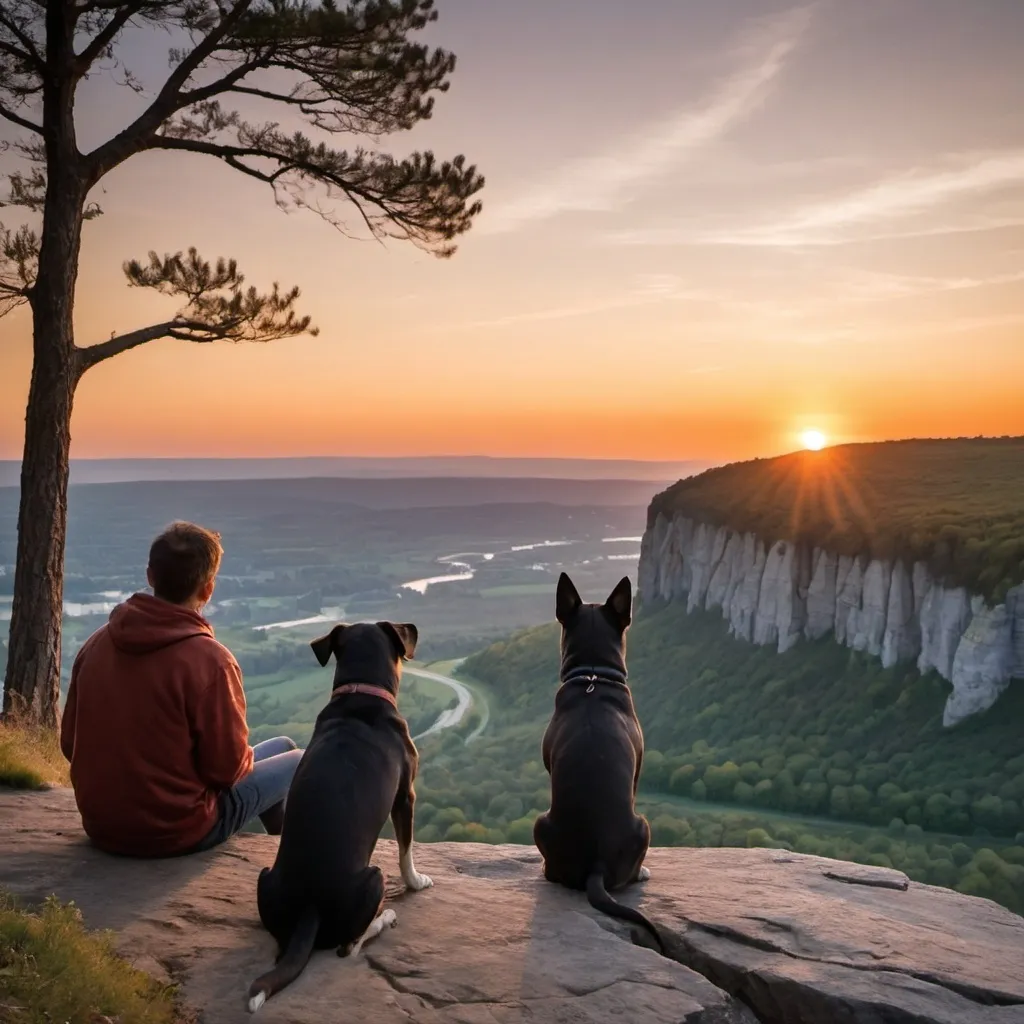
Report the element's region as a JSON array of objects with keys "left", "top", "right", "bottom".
[
  {"left": 560, "top": 666, "right": 629, "bottom": 693},
  {"left": 330, "top": 683, "right": 398, "bottom": 708}
]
